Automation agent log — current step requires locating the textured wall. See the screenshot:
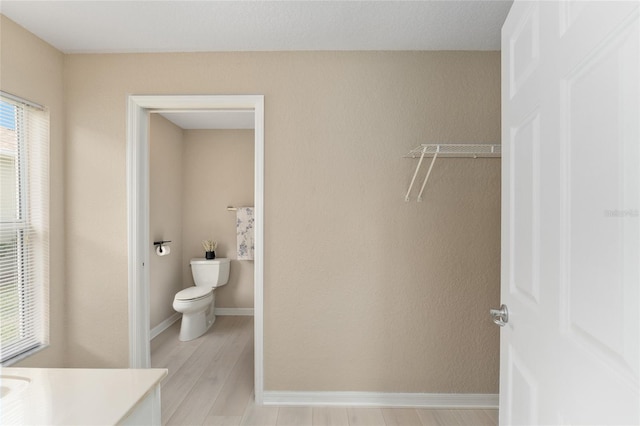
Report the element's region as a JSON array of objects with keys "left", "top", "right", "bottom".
[
  {"left": 0, "top": 16, "right": 66, "bottom": 367},
  {"left": 149, "top": 114, "right": 184, "bottom": 329},
  {"left": 60, "top": 50, "right": 501, "bottom": 392},
  {"left": 182, "top": 129, "right": 255, "bottom": 309}
]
